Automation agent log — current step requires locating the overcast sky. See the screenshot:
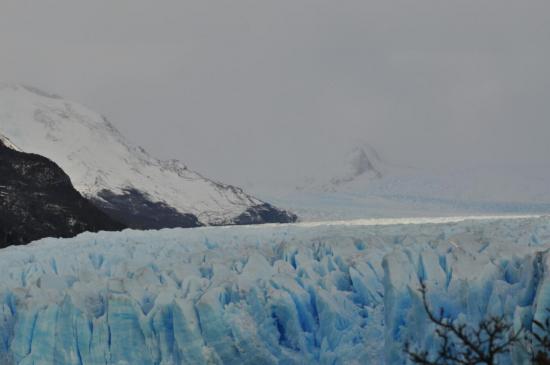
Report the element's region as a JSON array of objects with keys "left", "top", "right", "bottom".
[{"left": 1, "top": 0, "right": 549, "bottom": 186}]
